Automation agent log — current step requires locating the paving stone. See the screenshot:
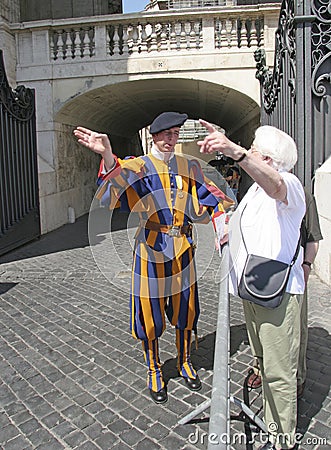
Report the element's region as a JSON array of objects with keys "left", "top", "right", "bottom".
[
  {"left": 25, "top": 427, "right": 55, "bottom": 447},
  {"left": 51, "top": 420, "right": 76, "bottom": 439},
  {"left": 0, "top": 424, "right": 20, "bottom": 444},
  {"left": 107, "top": 417, "right": 131, "bottom": 434},
  {"left": 135, "top": 437, "right": 162, "bottom": 450},
  {"left": 3, "top": 435, "right": 34, "bottom": 450},
  {"left": 35, "top": 442, "right": 65, "bottom": 450},
  {"left": 83, "top": 422, "right": 105, "bottom": 439},
  {"left": 63, "top": 430, "right": 88, "bottom": 448},
  {"left": 94, "top": 431, "right": 119, "bottom": 449},
  {"left": 40, "top": 411, "right": 64, "bottom": 428},
  {"left": 75, "top": 441, "right": 100, "bottom": 450},
  {"left": 307, "top": 421, "right": 331, "bottom": 440},
  {"left": 120, "top": 427, "right": 145, "bottom": 446},
  {"left": 108, "top": 441, "right": 131, "bottom": 450}
]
